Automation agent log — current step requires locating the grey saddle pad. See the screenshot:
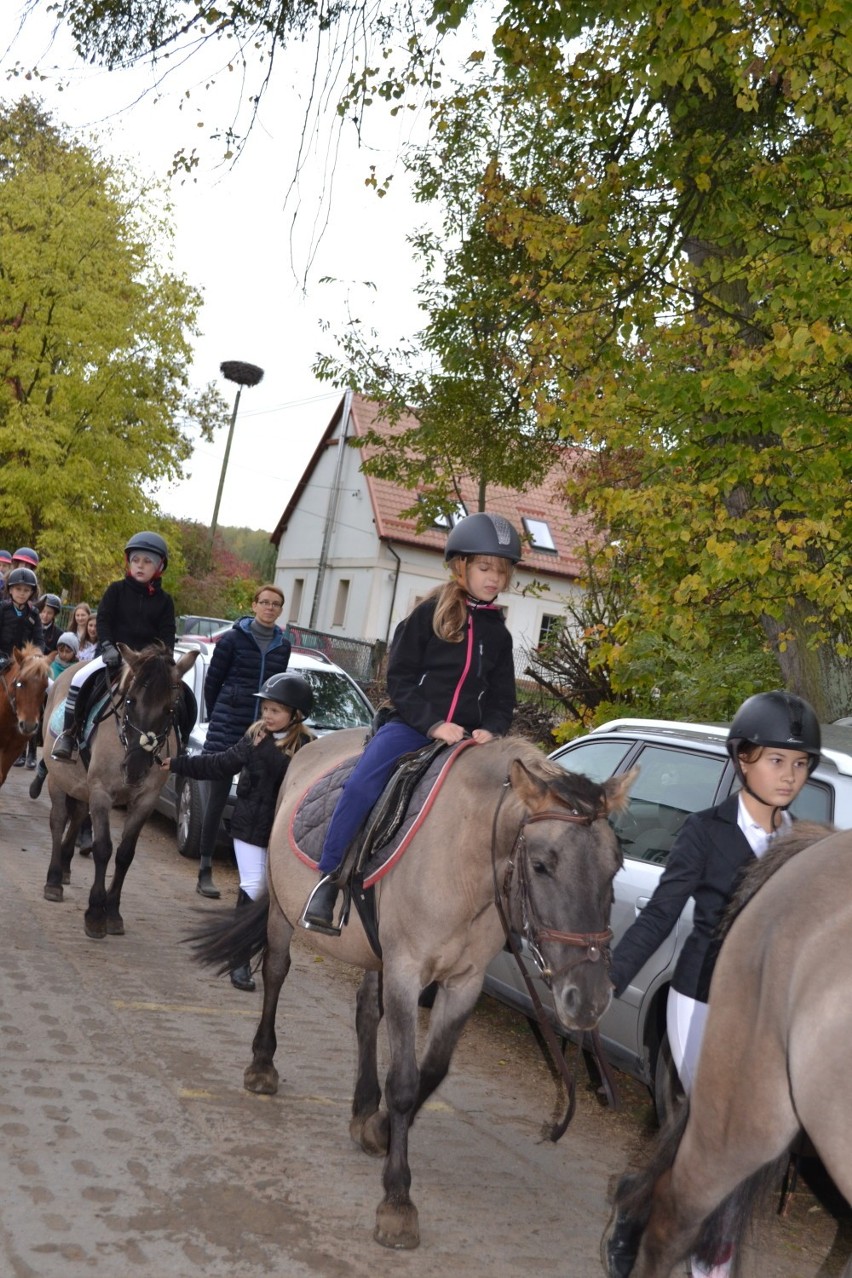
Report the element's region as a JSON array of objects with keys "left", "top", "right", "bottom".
[{"left": 289, "top": 740, "right": 474, "bottom": 887}]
